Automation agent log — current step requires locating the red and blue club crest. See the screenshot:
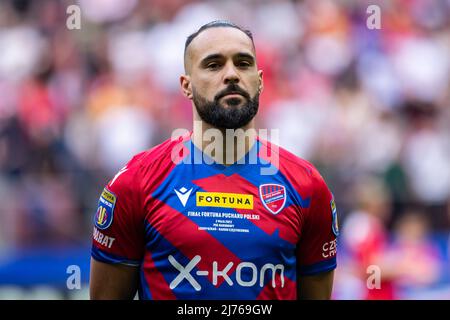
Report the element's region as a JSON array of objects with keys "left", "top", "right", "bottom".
[{"left": 259, "top": 183, "right": 287, "bottom": 215}]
